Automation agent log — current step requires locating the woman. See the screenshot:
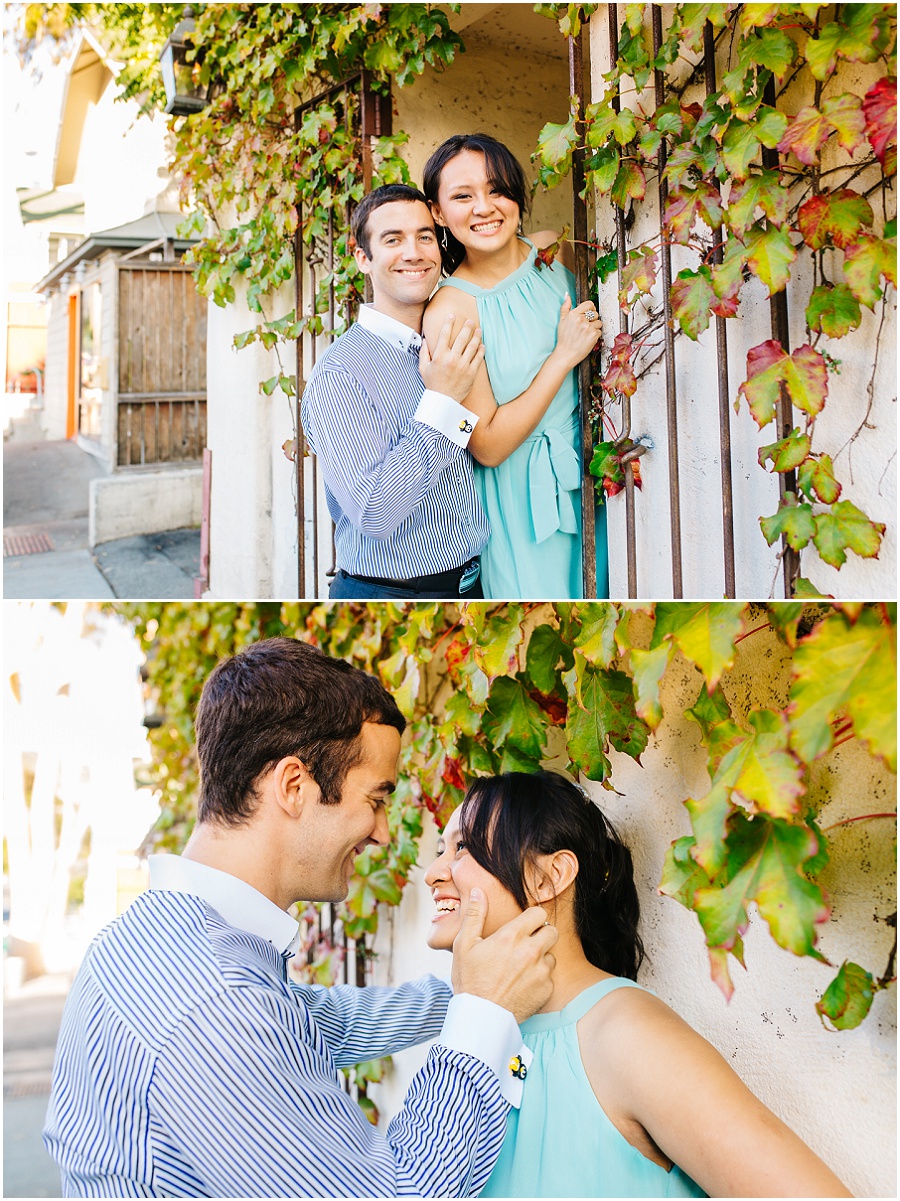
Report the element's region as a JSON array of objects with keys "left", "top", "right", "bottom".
[
  {"left": 422, "top": 134, "right": 605, "bottom": 600},
  {"left": 423, "top": 772, "right": 851, "bottom": 1198}
]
